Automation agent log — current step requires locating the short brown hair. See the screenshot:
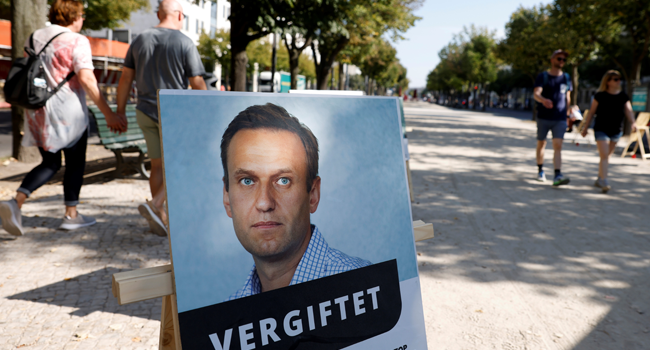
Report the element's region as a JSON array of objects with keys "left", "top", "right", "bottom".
[
  {"left": 49, "top": 0, "right": 84, "bottom": 27},
  {"left": 221, "top": 103, "right": 319, "bottom": 192}
]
